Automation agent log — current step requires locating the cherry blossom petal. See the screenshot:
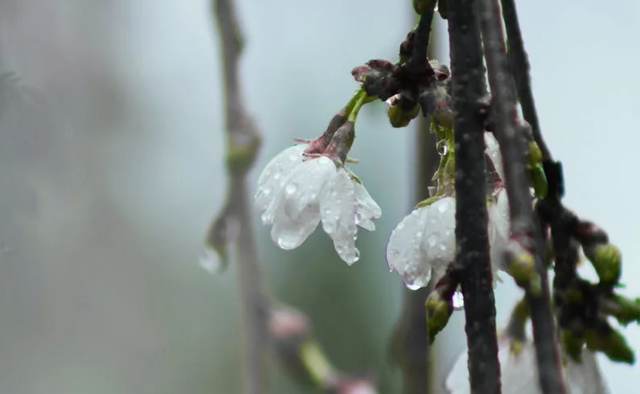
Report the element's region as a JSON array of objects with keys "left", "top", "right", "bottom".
[
  {"left": 420, "top": 197, "right": 456, "bottom": 274},
  {"left": 256, "top": 144, "right": 307, "bottom": 224},
  {"left": 484, "top": 132, "right": 505, "bottom": 182},
  {"left": 386, "top": 207, "right": 431, "bottom": 290},
  {"left": 320, "top": 169, "right": 359, "bottom": 265}
]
